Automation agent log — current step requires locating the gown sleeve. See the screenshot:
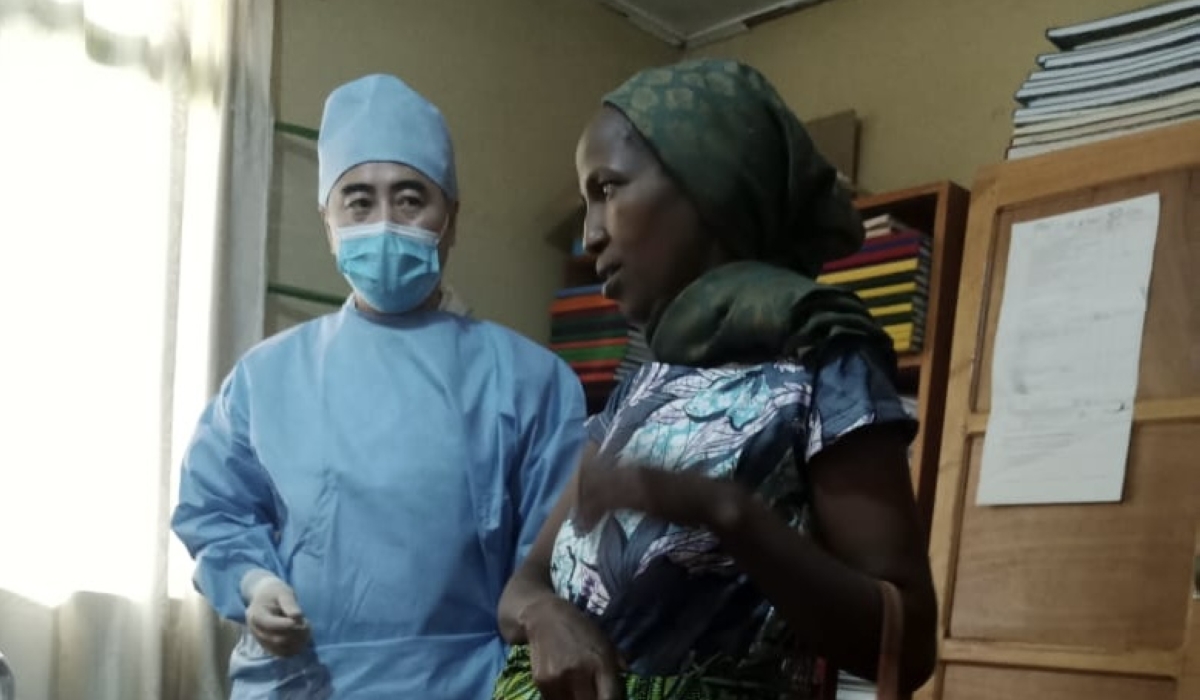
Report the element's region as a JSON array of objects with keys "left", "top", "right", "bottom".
[
  {"left": 171, "top": 362, "right": 286, "bottom": 622},
  {"left": 510, "top": 359, "right": 587, "bottom": 568}
]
